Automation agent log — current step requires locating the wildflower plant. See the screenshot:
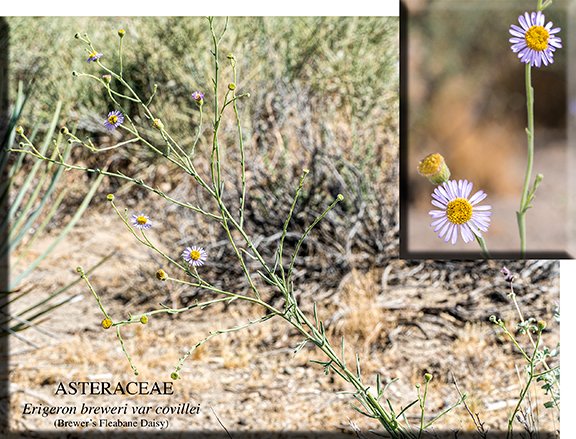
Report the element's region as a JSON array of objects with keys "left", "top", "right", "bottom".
[
  {"left": 489, "top": 266, "right": 559, "bottom": 438},
  {"left": 11, "top": 18, "right": 461, "bottom": 436},
  {"left": 509, "top": 1, "right": 562, "bottom": 257},
  {"left": 416, "top": 0, "right": 563, "bottom": 257}
]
